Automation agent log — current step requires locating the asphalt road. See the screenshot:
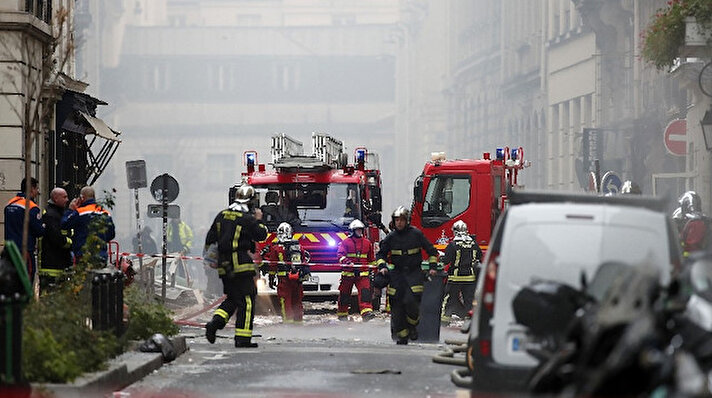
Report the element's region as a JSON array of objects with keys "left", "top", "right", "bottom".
[{"left": 119, "top": 307, "right": 470, "bottom": 398}]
